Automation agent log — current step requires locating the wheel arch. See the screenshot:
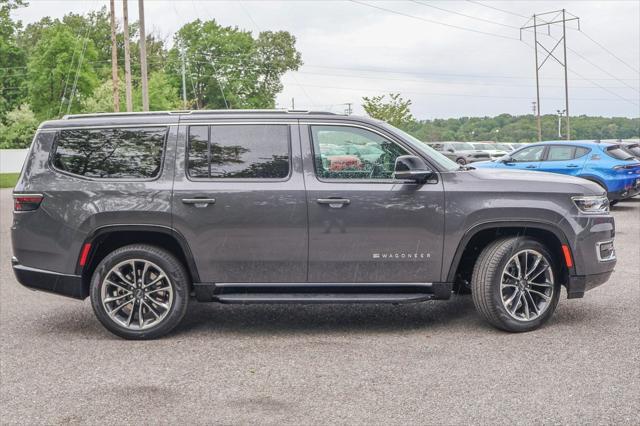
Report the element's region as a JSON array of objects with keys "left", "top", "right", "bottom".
[
  {"left": 78, "top": 225, "right": 200, "bottom": 295},
  {"left": 447, "top": 221, "right": 574, "bottom": 288}
]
